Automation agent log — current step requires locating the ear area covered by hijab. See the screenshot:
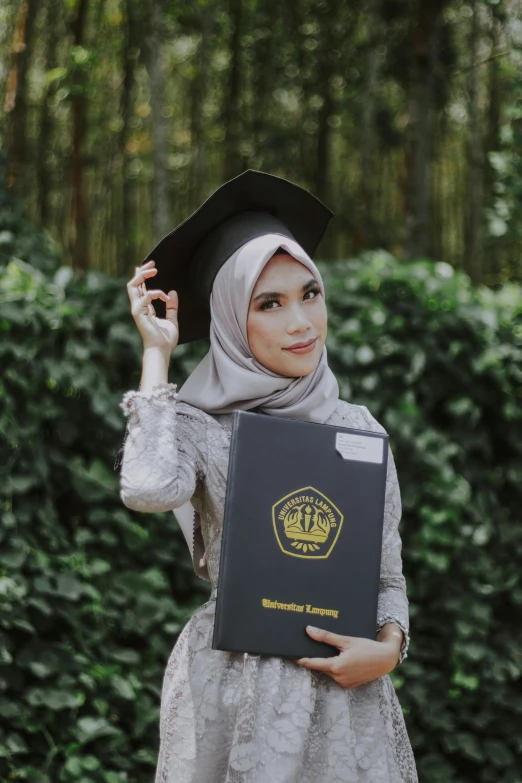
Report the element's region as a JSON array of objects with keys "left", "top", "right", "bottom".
[{"left": 176, "top": 233, "right": 339, "bottom": 425}]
